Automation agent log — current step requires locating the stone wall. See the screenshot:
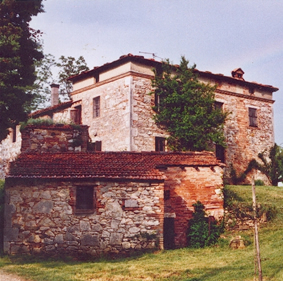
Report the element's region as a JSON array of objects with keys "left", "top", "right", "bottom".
[
  {"left": 215, "top": 90, "right": 274, "bottom": 183},
  {"left": 0, "top": 126, "right": 21, "bottom": 179},
  {"left": 131, "top": 76, "right": 168, "bottom": 151},
  {"left": 4, "top": 179, "right": 164, "bottom": 256},
  {"left": 21, "top": 125, "right": 89, "bottom": 153}
]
